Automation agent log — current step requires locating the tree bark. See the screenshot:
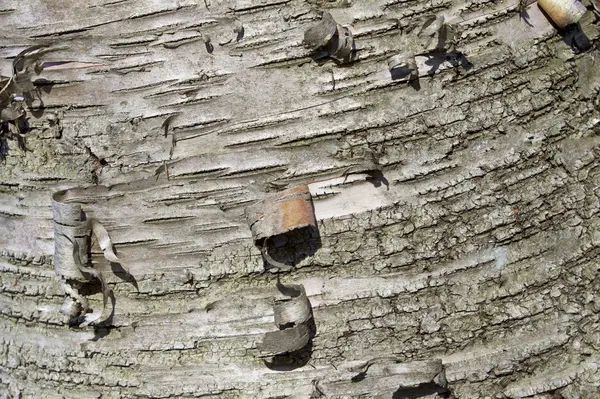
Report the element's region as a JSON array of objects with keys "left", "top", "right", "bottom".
[{"left": 1, "top": 0, "right": 600, "bottom": 398}]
